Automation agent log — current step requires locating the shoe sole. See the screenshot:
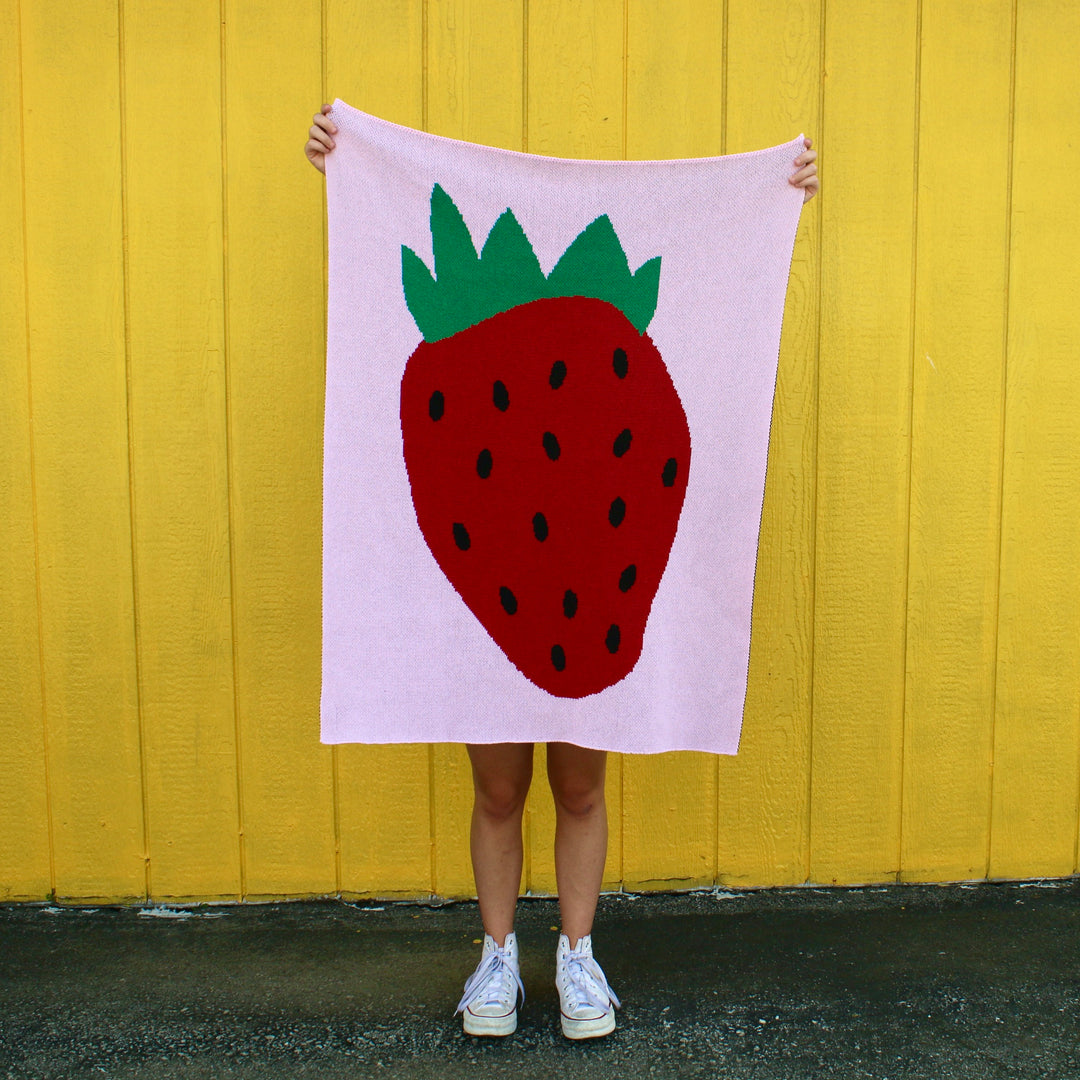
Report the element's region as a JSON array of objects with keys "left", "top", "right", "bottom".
[
  {"left": 560, "top": 1010, "right": 616, "bottom": 1039},
  {"left": 463, "top": 1009, "right": 517, "bottom": 1037}
]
